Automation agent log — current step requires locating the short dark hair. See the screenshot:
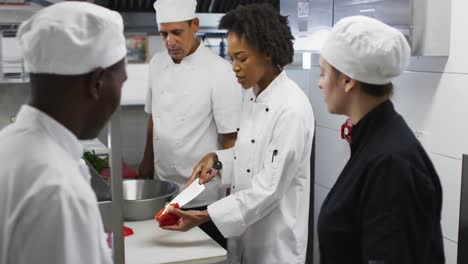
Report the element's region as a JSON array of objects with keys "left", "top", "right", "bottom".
[
  {"left": 218, "top": 3, "right": 294, "bottom": 68},
  {"left": 331, "top": 66, "right": 394, "bottom": 97}
]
